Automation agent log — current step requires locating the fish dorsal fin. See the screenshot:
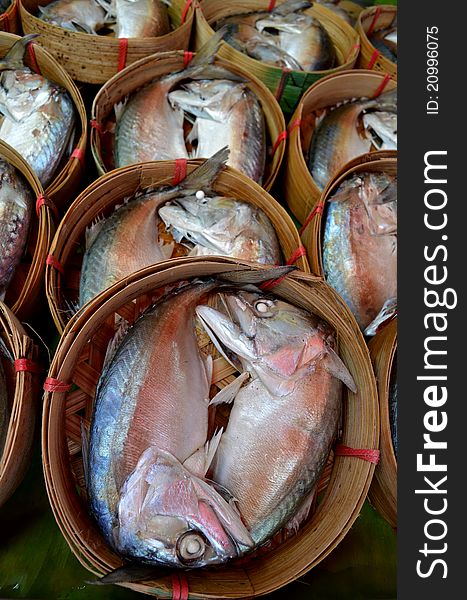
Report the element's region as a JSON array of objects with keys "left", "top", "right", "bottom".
[
  {"left": 102, "top": 315, "right": 131, "bottom": 373},
  {"left": 176, "top": 146, "right": 229, "bottom": 195},
  {"left": 321, "top": 347, "right": 357, "bottom": 393},
  {"left": 0, "top": 34, "right": 39, "bottom": 74},
  {"left": 85, "top": 214, "right": 107, "bottom": 250}
]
